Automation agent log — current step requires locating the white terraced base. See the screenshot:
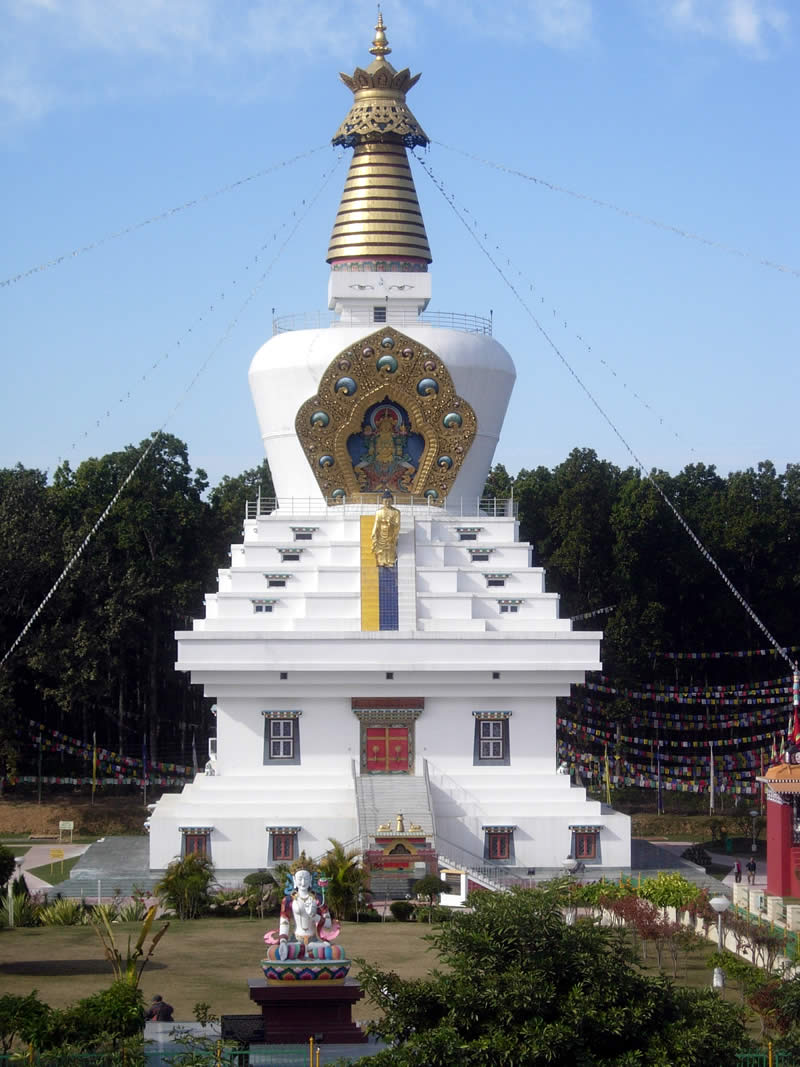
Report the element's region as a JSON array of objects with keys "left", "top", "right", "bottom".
[
  {"left": 148, "top": 502, "right": 631, "bottom": 873},
  {"left": 148, "top": 34, "right": 631, "bottom": 875}
]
